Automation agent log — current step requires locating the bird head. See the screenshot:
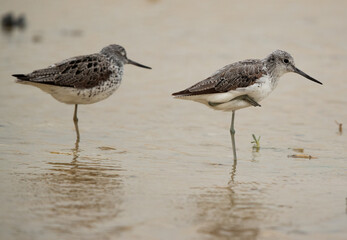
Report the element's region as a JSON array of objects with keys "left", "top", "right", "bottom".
[
  {"left": 266, "top": 50, "right": 322, "bottom": 85},
  {"left": 100, "top": 44, "right": 151, "bottom": 69}
]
